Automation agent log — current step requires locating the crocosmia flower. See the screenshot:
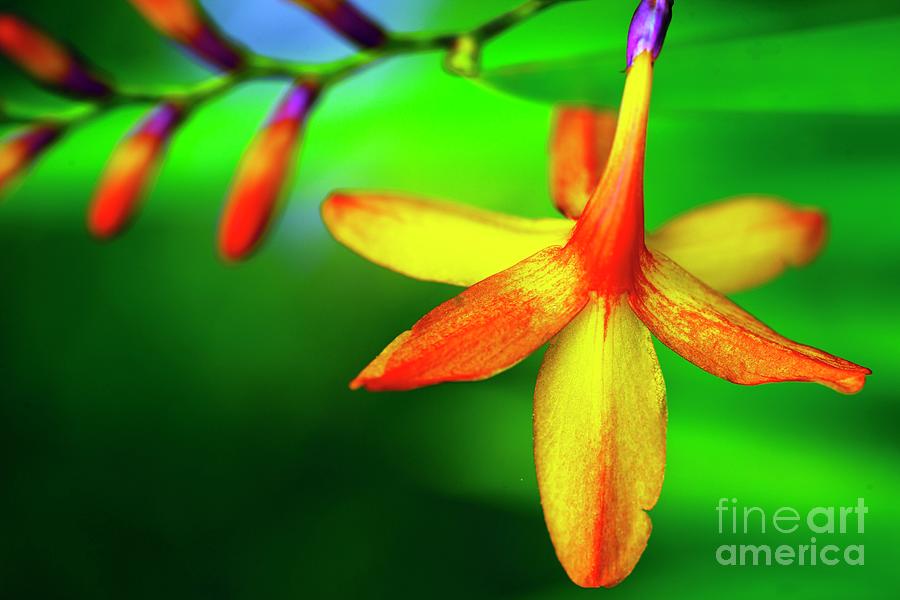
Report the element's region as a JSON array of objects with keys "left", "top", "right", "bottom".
[
  {"left": 88, "top": 102, "right": 183, "bottom": 239},
  {"left": 219, "top": 81, "right": 319, "bottom": 262},
  {"left": 129, "top": 0, "right": 243, "bottom": 71},
  {"left": 322, "top": 0, "right": 869, "bottom": 587},
  {"left": 0, "top": 124, "right": 62, "bottom": 194},
  {"left": 290, "top": 0, "right": 387, "bottom": 48},
  {"left": 0, "top": 14, "right": 110, "bottom": 98}
]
